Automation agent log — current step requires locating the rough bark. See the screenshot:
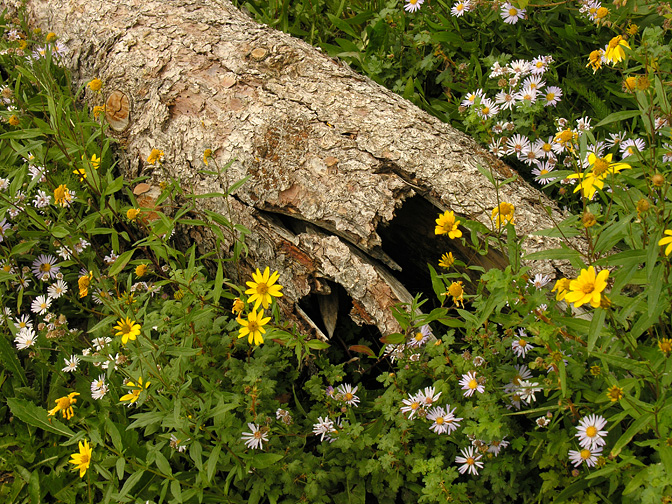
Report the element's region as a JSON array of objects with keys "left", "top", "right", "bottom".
[{"left": 23, "top": 0, "right": 580, "bottom": 338}]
